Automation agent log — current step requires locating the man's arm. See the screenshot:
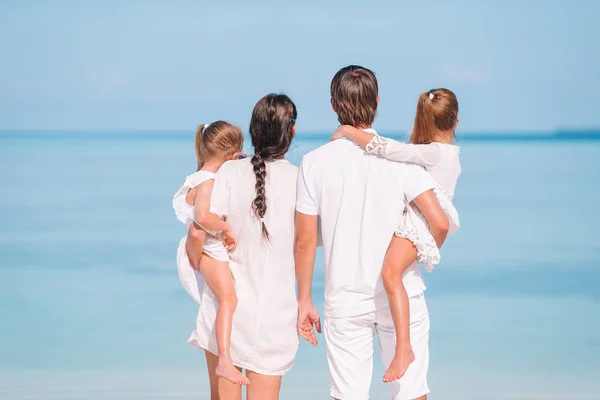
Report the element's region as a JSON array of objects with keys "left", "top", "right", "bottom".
[
  {"left": 294, "top": 211, "right": 321, "bottom": 345},
  {"left": 412, "top": 190, "right": 449, "bottom": 247},
  {"left": 295, "top": 158, "right": 322, "bottom": 346}
]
